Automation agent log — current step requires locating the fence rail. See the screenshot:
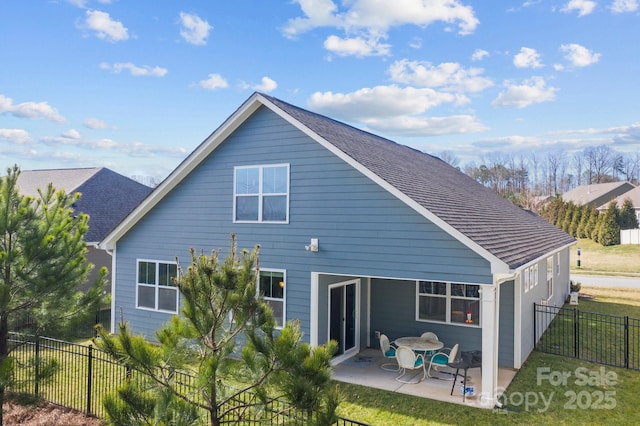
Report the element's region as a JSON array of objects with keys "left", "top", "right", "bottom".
[
  {"left": 534, "top": 303, "right": 640, "bottom": 370},
  {"left": 8, "top": 333, "right": 368, "bottom": 425}
]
